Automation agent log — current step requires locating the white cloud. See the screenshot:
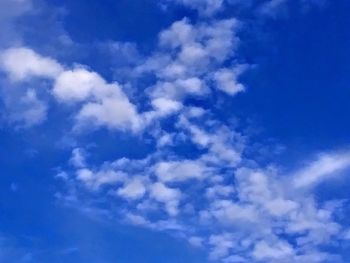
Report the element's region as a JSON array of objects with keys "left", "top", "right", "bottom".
[
  {"left": 53, "top": 69, "right": 104, "bottom": 102},
  {"left": 209, "top": 234, "right": 235, "bottom": 260},
  {"left": 137, "top": 18, "right": 242, "bottom": 119},
  {"left": 214, "top": 66, "right": 246, "bottom": 96},
  {"left": 0, "top": 47, "right": 63, "bottom": 81},
  {"left": 252, "top": 240, "right": 294, "bottom": 261},
  {"left": 53, "top": 68, "right": 143, "bottom": 132},
  {"left": 0, "top": 47, "right": 143, "bottom": 132},
  {"left": 117, "top": 178, "right": 146, "bottom": 200},
  {"left": 149, "top": 182, "right": 181, "bottom": 216},
  {"left": 151, "top": 97, "right": 183, "bottom": 116},
  {"left": 292, "top": 152, "right": 350, "bottom": 188},
  {"left": 76, "top": 168, "right": 126, "bottom": 191},
  {"left": 178, "top": 117, "right": 243, "bottom": 166},
  {"left": 154, "top": 159, "right": 210, "bottom": 182},
  {"left": 76, "top": 96, "right": 141, "bottom": 132}
]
